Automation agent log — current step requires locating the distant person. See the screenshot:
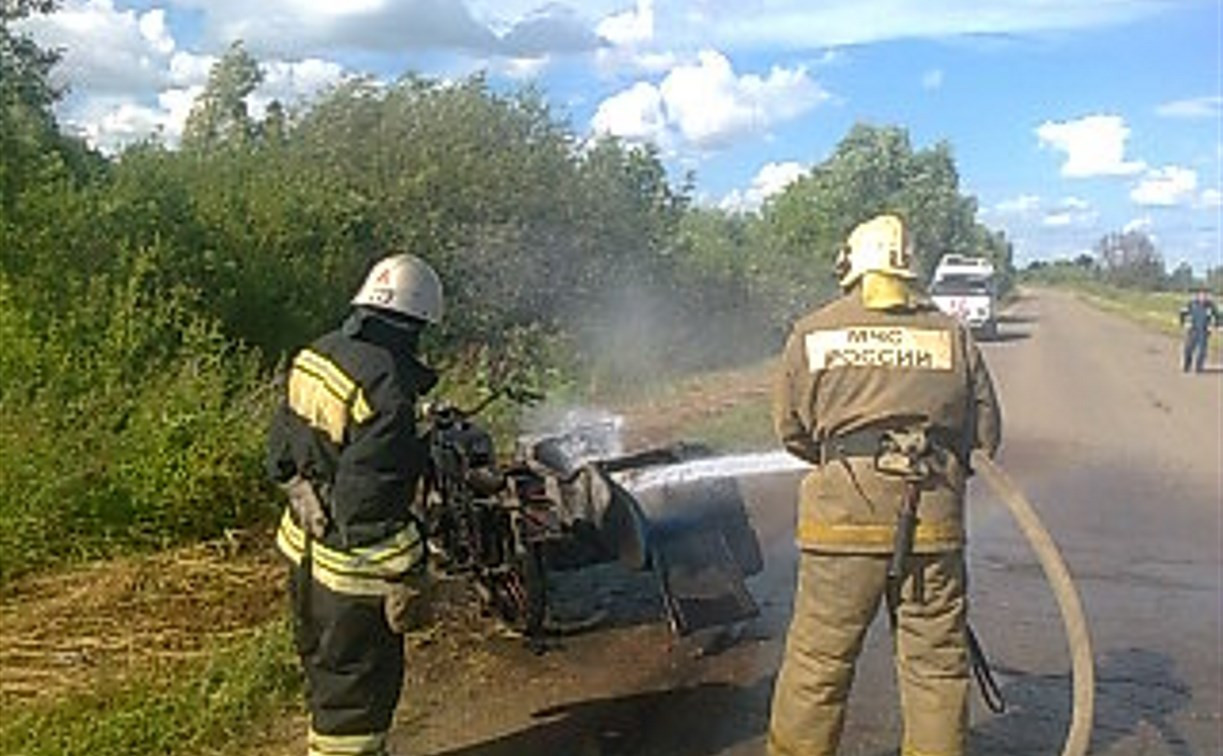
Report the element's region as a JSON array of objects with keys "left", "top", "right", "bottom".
[
  {"left": 267, "top": 253, "right": 443, "bottom": 756},
  {"left": 1179, "top": 288, "right": 1218, "bottom": 373},
  {"left": 769, "top": 214, "right": 1001, "bottom": 755}
]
